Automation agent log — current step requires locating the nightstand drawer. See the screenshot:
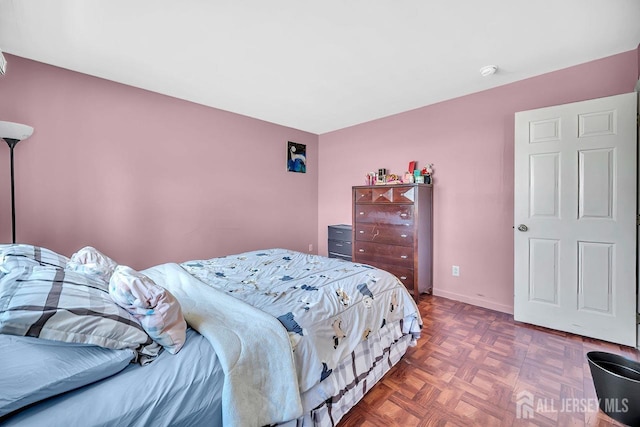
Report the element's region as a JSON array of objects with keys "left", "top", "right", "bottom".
[
  {"left": 328, "top": 251, "right": 352, "bottom": 262},
  {"left": 328, "top": 239, "right": 352, "bottom": 256},
  {"left": 328, "top": 224, "right": 352, "bottom": 242}
]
